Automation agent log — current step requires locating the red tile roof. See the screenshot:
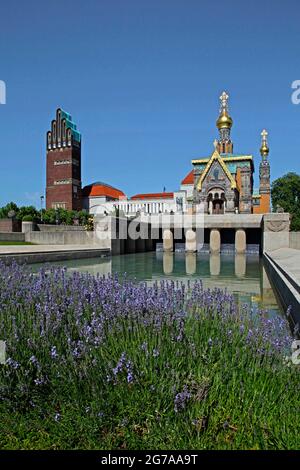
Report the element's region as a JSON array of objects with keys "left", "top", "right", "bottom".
[
  {"left": 82, "top": 182, "right": 125, "bottom": 200},
  {"left": 131, "top": 192, "right": 174, "bottom": 200},
  {"left": 181, "top": 170, "right": 194, "bottom": 185}
]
